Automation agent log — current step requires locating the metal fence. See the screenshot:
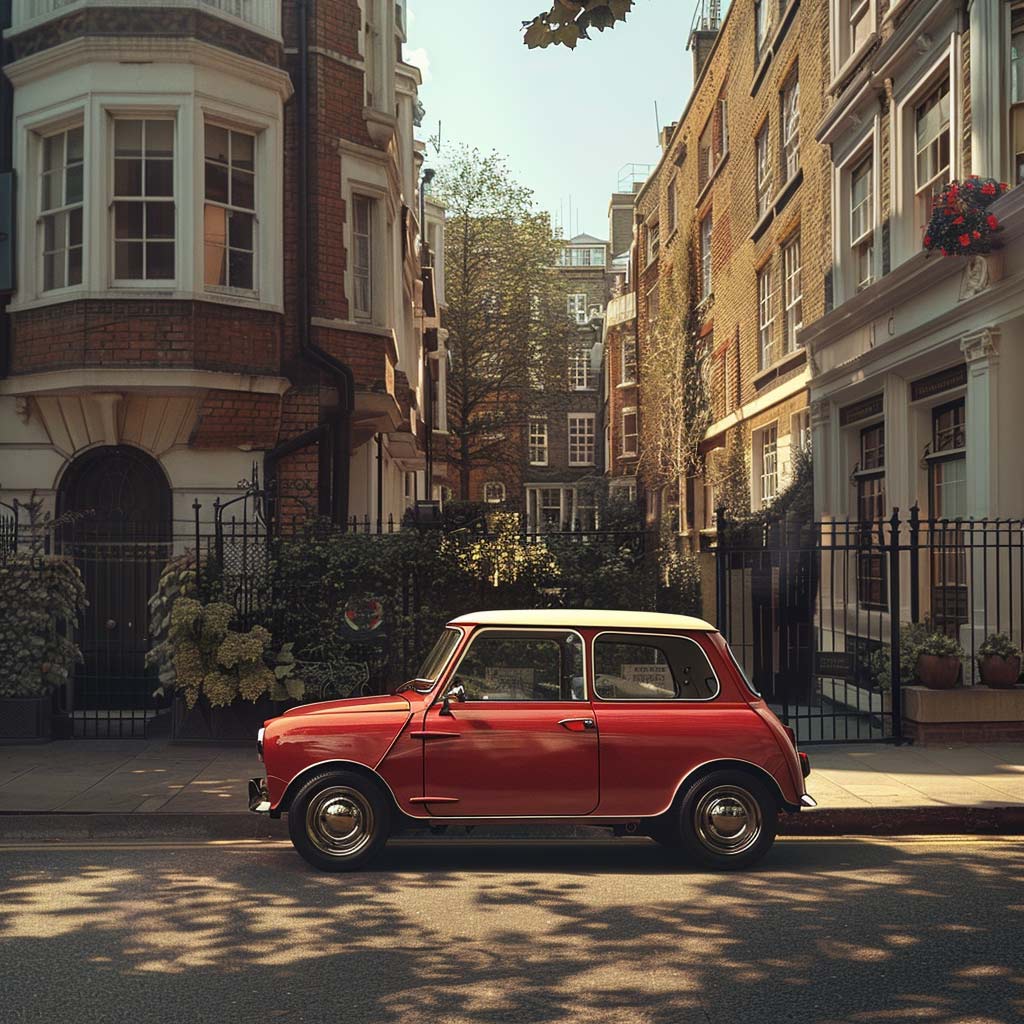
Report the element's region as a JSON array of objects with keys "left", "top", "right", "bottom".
[{"left": 716, "top": 507, "right": 1024, "bottom": 744}]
